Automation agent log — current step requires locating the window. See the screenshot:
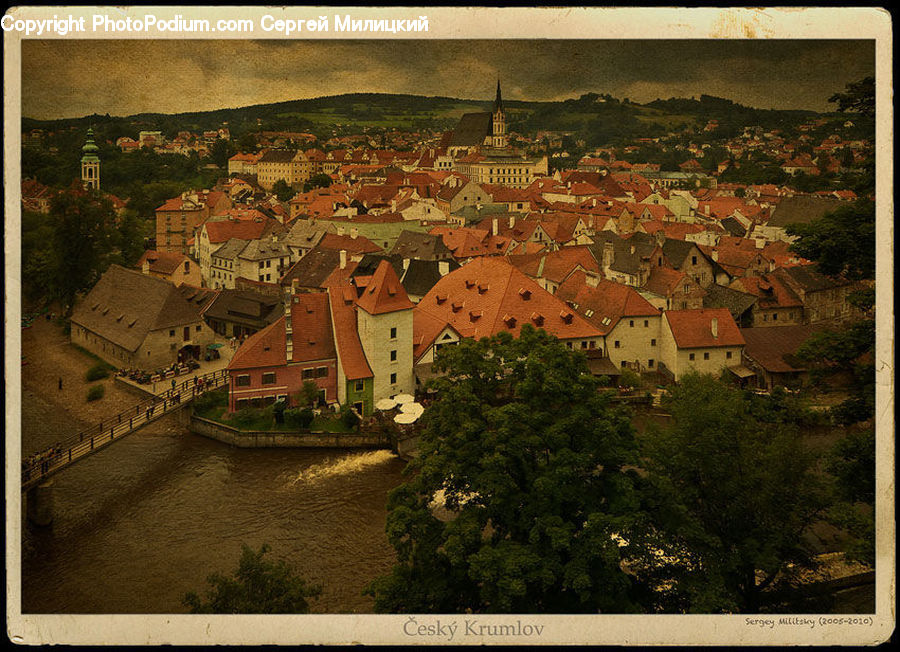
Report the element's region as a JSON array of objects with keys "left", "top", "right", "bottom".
[
  {"left": 692, "top": 256, "right": 698, "bottom": 265},
  {"left": 773, "top": 312, "right": 778, "bottom": 321},
  {"left": 390, "top": 373, "right": 397, "bottom": 384},
  {"left": 703, "top": 352, "right": 710, "bottom": 360},
  {"left": 689, "top": 353, "right": 695, "bottom": 361},
  {"left": 581, "top": 341, "right": 588, "bottom": 349},
  {"left": 621, "top": 361, "right": 627, "bottom": 368},
  {"left": 262, "top": 372, "right": 276, "bottom": 385},
  {"left": 169, "top": 330, "right": 175, "bottom": 337},
  {"left": 629, "top": 320, "right": 634, "bottom": 327},
  {"left": 644, "top": 320, "right": 649, "bottom": 327},
  {"left": 726, "top": 351, "right": 733, "bottom": 359},
  {"left": 196, "top": 325, "right": 201, "bottom": 332},
  {"left": 684, "top": 284, "right": 690, "bottom": 294},
  {"left": 316, "top": 366, "right": 328, "bottom": 378},
  {"left": 236, "top": 375, "right": 250, "bottom": 387},
  {"left": 390, "top": 350, "right": 397, "bottom": 362},
  {"left": 355, "top": 380, "right": 365, "bottom": 392},
  {"left": 614, "top": 341, "right": 620, "bottom": 349},
  {"left": 302, "top": 368, "right": 315, "bottom": 380},
  {"left": 651, "top": 339, "right": 656, "bottom": 347},
  {"left": 566, "top": 342, "right": 573, "bottom": 349},
  {"left": 648, "top": 359, "right": 655, "bottom": 368},
  {"left": 390, "top": 327, "right": 397, "bottom": 339}
]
